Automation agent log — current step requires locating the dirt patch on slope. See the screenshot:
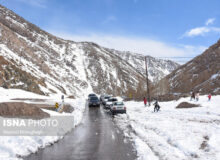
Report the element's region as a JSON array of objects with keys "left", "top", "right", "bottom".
[
  {"left": 176, "top": 102, "right": 200, "bottom": 109},
  {"left": 63, "top": 104, "right": 74, "bottom": 113},
  {"left": 200, "top": 136, "right": 210, "bottom": 152},
  {"left": 0, "top": 102, "right": 50, "bottom": 119}
]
